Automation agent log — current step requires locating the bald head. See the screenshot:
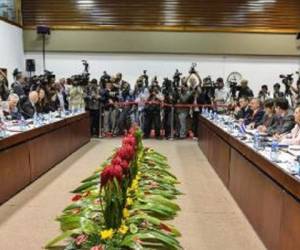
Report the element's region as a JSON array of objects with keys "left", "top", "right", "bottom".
[{"left": 29, "top": 91, "right": 39, "bottom": 104}]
